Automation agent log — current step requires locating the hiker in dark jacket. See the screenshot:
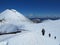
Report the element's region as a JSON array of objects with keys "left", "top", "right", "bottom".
[
  {"left": 41, "top": 28, "right": 45, "bottom": 36},
  {"left": 49, "top": 33, "right": 51, "bottom": 37},
  {"left": 54, "top": 36, "right": 56, "bottom": 39}
]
